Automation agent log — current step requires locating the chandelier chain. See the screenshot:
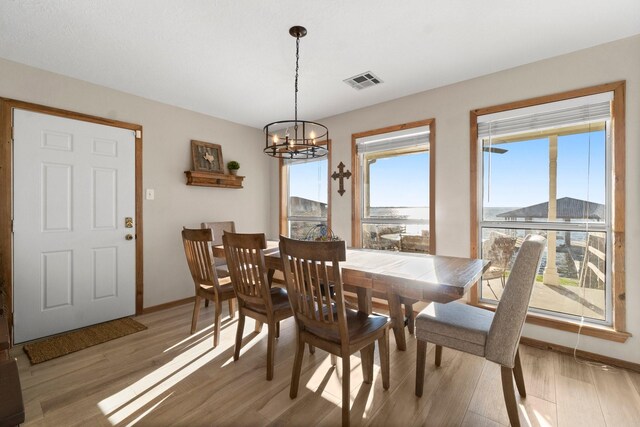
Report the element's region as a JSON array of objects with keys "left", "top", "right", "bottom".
[
  {"left": 262, "top": 26, "right": 328, "bottom": 159},
  {"left": 294, "top": 35, "right": 300, "bottom": 122}
]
